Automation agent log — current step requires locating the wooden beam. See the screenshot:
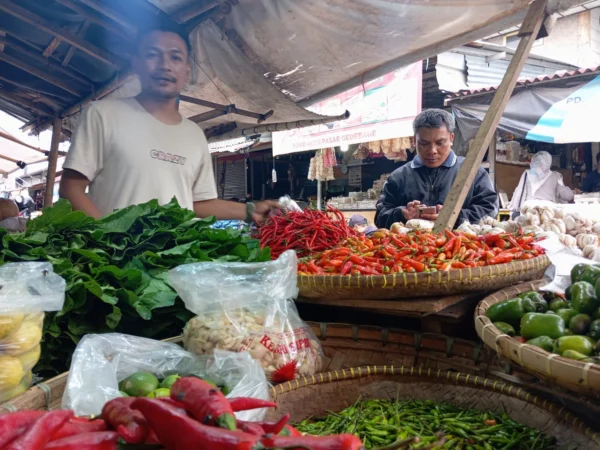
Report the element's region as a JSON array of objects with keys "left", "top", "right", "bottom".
[
  {"left": 0, "top": 130, "right": 65, "bottom": 156},
  {"left": 0, "top": 51, "right": 83, "bottom": 97},
  {"left": 0, "top": 31, "right": 92, "bottom": 87},
  {"left": 172, "top": 0, "right": 227, "bottom": 23},
  {"left": 433, "top": 0, "right": 547, "bottom": 232},
  {"left": 75, "top": 0, "right": 136, "bottom": 35},
  {"left": 0, "top": 74, "right": 66, "bottom": 110},
  {"left": 44, "top": 116, "right": 62, "bottom": 207},
  {"left": 62, "top": 19, "right": 92, "bottom": 68},
  {"left": 489, "top": 131, "right": 497, "bottom": 188},
  {"left": 54, "top": 0, "right": 130, "bottom": 40},
  {"left": 180, "top": 95, "right": 274, "bottom": 123},
  {"left": 0, "top": 88, "right": 55, "bottom": 116},
  {"left": 184, "top": 2, "right": 233, "bottom": 33},
  {"left": 0, "top": 0, "right": 121, "bottom": 68},
  {"left": 43, "top": 36, "right": 62, "bottom": 58},
  {"left": 189, "top": 109, "right": 229, "bottom": 123}
]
